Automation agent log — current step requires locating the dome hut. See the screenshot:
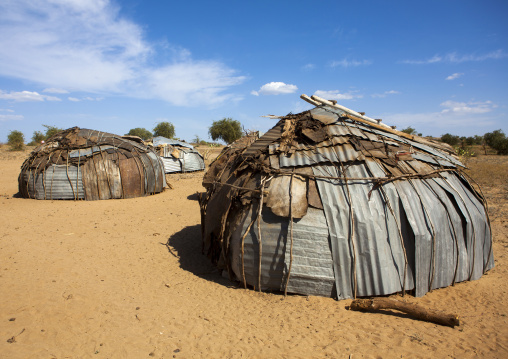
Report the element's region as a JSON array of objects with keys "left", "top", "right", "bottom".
[
  {"left": 18, "top": 127, "right": 166, "bottom": 200},
  {"left": 152, "top": 136, "right": 205, "bottom": 173},
  {"left": 199, "top": 95, "right": 494, "bottom": 300}
]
